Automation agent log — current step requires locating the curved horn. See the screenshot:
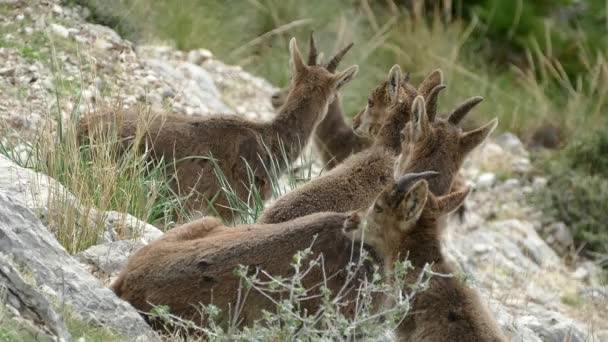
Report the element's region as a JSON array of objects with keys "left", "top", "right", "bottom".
[
  {"left": 396, "top": 171, "right": 440, "bottom": 193},
  {"left": 426, "top": 84, "right": 446, "bottom": 122},
  {"left": 448, "top": 96, "right": 483, "bottom": 125},
  {"left": 307, "top": 31, "right": 318, "bottom": 66},
  {"left": 326, "top": 42, "right": 354, "bottom": 72}
]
